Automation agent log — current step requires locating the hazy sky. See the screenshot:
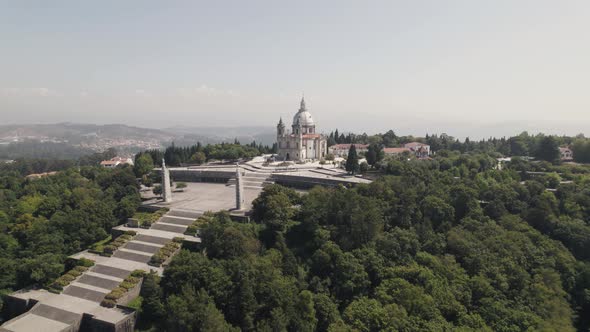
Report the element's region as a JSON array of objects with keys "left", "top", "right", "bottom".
[{"left": 1, "top": 0, "right": 589, "bottom": 138}]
